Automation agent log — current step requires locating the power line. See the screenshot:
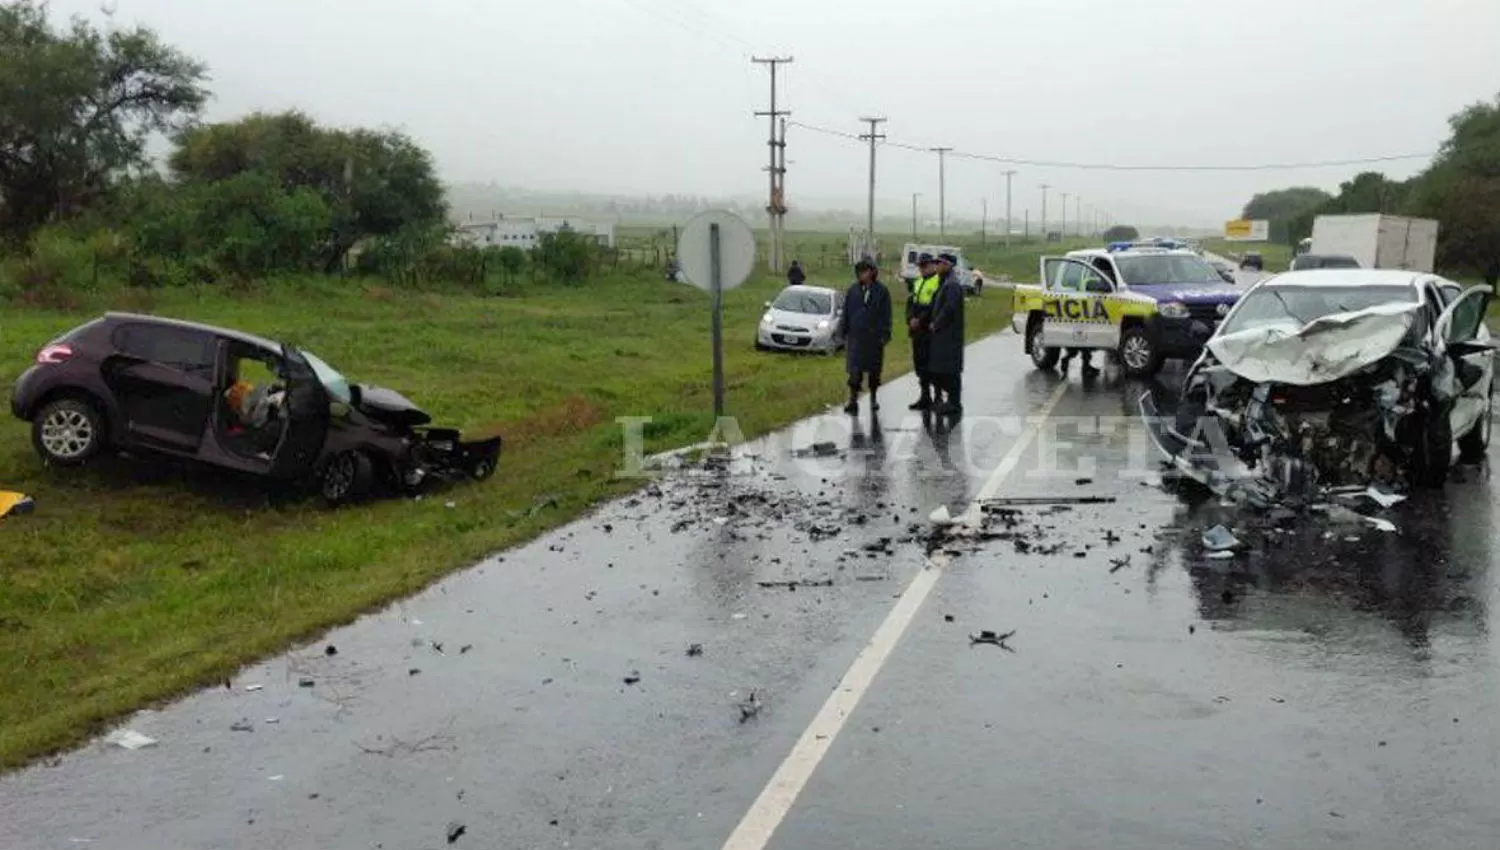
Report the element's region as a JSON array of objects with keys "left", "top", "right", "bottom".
[{"left": 786, "top": 120, "right": 1434, "bottom": 172}]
